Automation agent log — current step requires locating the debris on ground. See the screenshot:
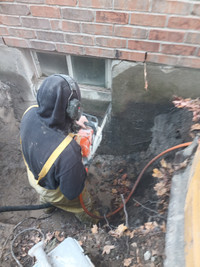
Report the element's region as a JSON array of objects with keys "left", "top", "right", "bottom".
[{"left": 0, "top": 80, "right": 198, "bottom": 267}]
